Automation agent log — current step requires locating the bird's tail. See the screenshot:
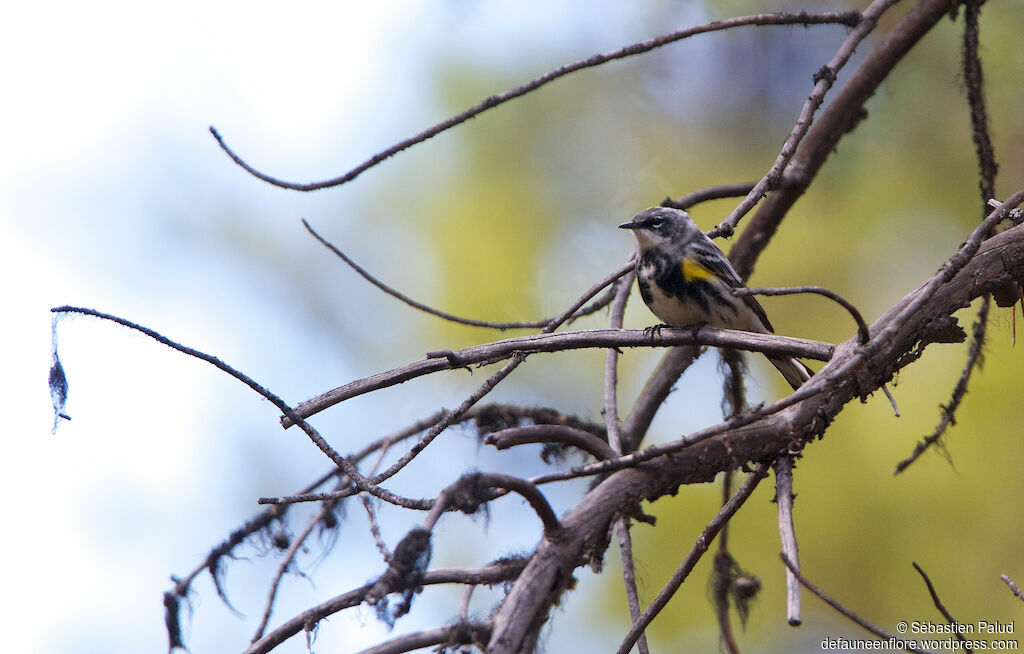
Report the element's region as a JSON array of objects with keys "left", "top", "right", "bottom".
[{"left": 766, "top": 355, "right": 814, "bottom": 391}]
